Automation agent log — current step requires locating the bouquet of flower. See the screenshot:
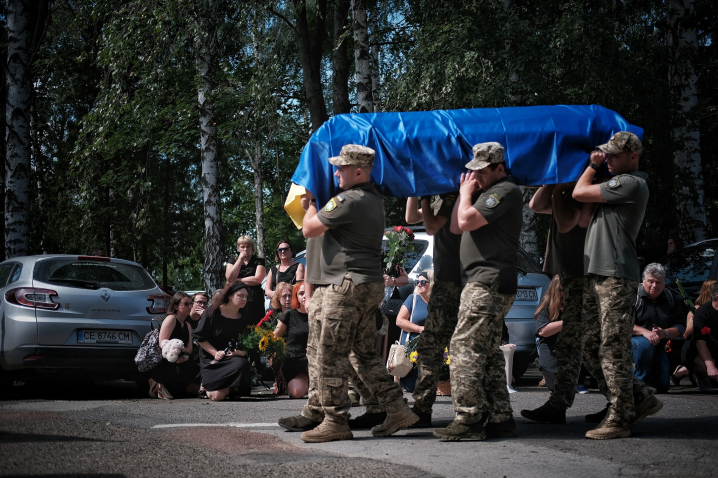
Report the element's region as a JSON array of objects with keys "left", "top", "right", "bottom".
[
  {"left": 238, "top": 310, "right": 286, "bottom": 363},
  {"left": 407, "top": 340, "right": 451, "bottom": 379},
  {"left": 384, "top": 226, "right": 415, "bottom": 276}
]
